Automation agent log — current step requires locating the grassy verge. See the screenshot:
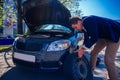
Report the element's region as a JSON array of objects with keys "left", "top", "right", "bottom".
[{"left": 0, "top": 45, "right": 12, "bottom": 51}]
